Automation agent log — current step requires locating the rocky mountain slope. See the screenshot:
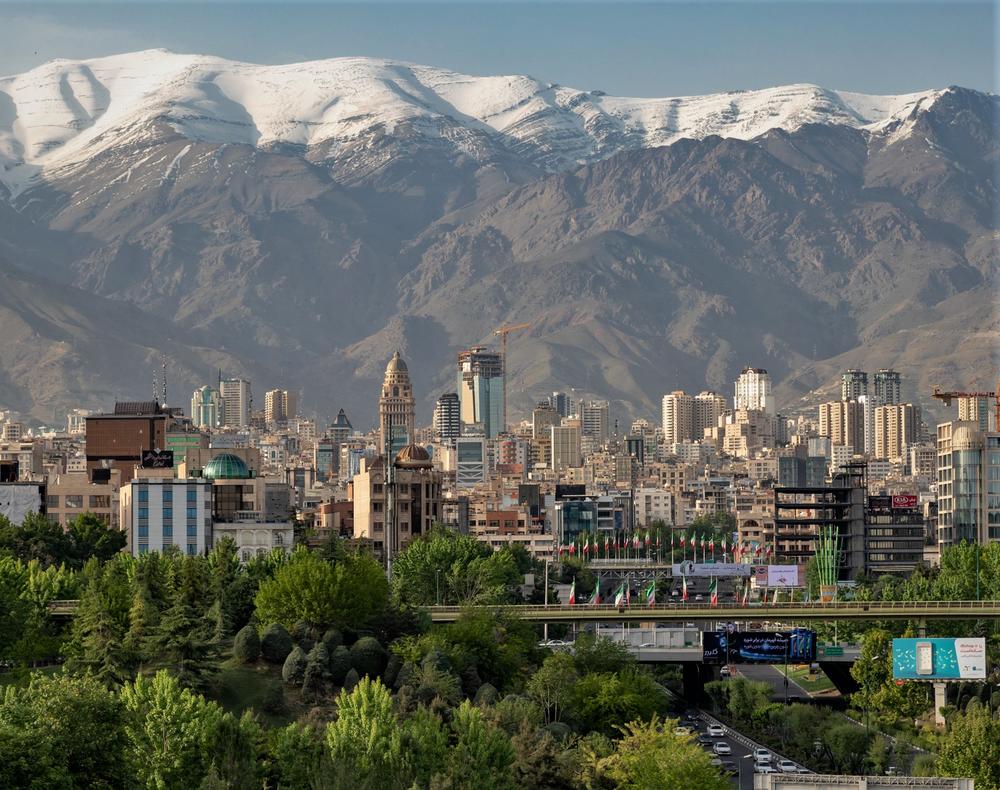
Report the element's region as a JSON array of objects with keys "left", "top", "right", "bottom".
[{"left": 0, "top": 52, "right": 995, "bottom": 425}]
